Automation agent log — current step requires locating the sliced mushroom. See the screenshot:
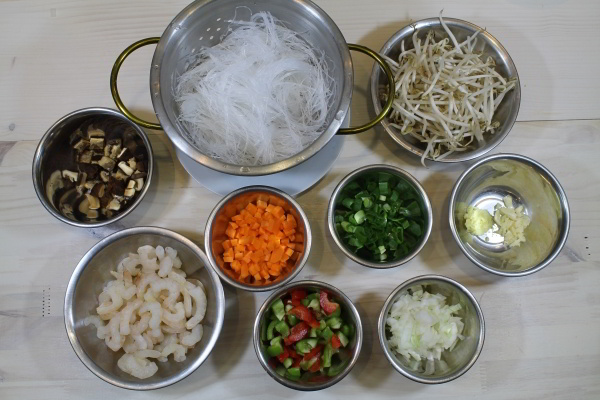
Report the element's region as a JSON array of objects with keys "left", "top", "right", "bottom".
[
  {"left": 113, "top": 170, "right": 127, "bottom": 181},
  {"left": 131, "top": 171, "right": 147, "bottom": 179},
  {"left": 134, "top": 178, "right": 144, "bottom": 191},
  {"left": 88, "top": 128, "right": 105, "bottom": 138},
  {"left": 87, "top": 209, "right": 99, "bottom": 219},
  {"left": 69, "top": 128, "right": 86, "bottom": 145},
  {"left": 78, "top": 150, "right": 93, "bottom": 164},
  {"left": 98, "top": 156, "right": 116, "bottom": 171},
  {"left": 45, "top": 170, "right": 64, "bottom": 206},
  {"left": 117, "top": 147, "right": 132, "bottom": 161},
  {"left": 91, "top": 183, "right": 106, "bottom": 198},
  {"left": 78, "top": 163, "right": 99, "bottom": 179},
  {"left": 118, "top": 161, "right": 134, "bottom": 176},
  {"left": 62, "top": 170, "right": 79, "bottom": 183},
  {"left": 126, "top": 180, "right": 136, "bottom": 190},
  {"left": 85, "top": 194, "right": 101, "bottom": 210},
  {"left": 78, "top": 196, "right": 90, "bottom": 214},
  {"left": 109, "top": 144, "right": 122, "bottom": 159},
  {"left": 73, "top": 138, "right": 89, "bottom": 152},
  {"left": 136, "top": 161, "right": 146, "bottom": 173},
  {"left": 89, "top": 137, "right": 105, "bottom": 150},
  {"left": 124, "top": 188, "right": 136, "bottom": 198},
  {"left": 127, "top": 158, "right": 137, "bottom": 170},
  {"left": 107, "top": 198, "right": 121, "bottom": 211},
  {"left": 100, "top": 170, "right": 110, "bottom": 182}
]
